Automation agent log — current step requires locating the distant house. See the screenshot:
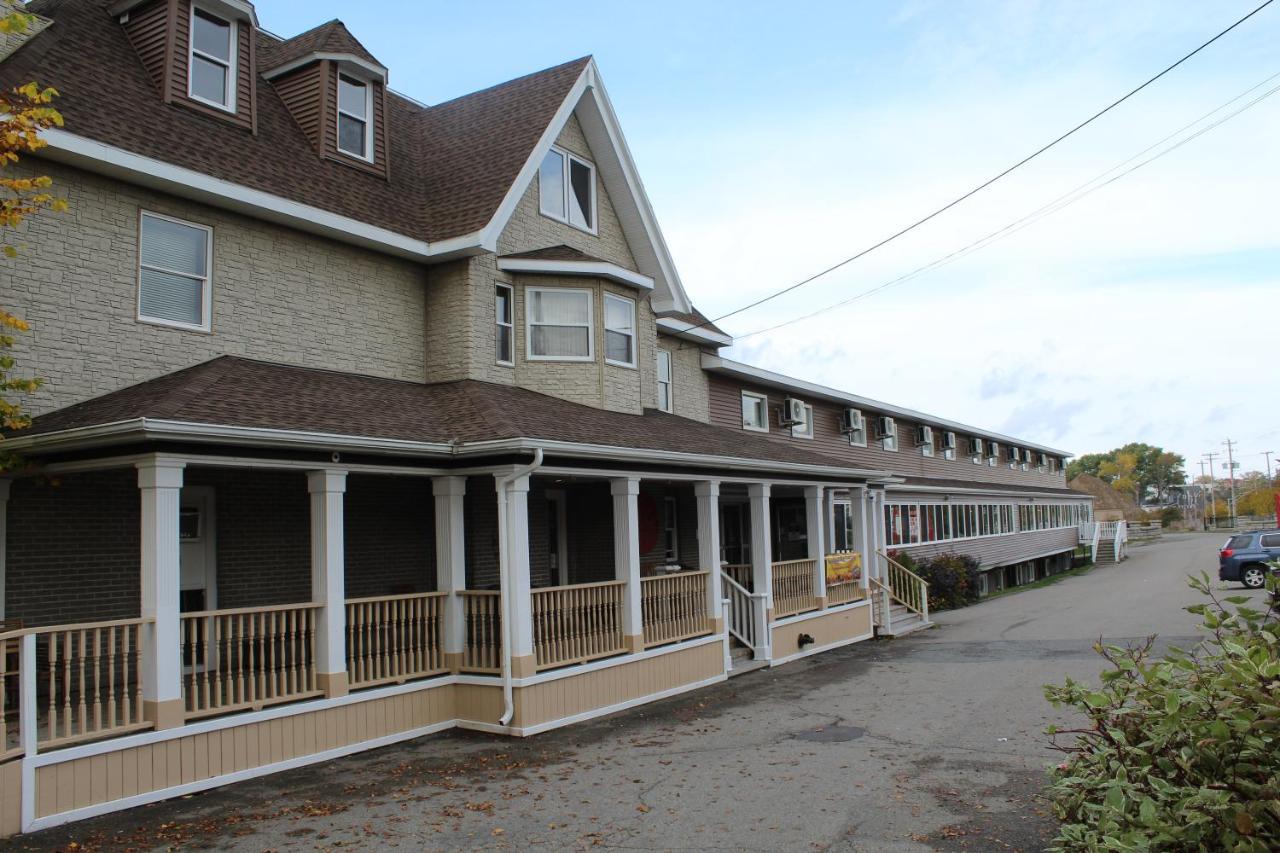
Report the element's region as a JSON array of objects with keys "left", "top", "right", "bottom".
[{"left": 0, "top": 0, "right": 1092, "bottom": 835}]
